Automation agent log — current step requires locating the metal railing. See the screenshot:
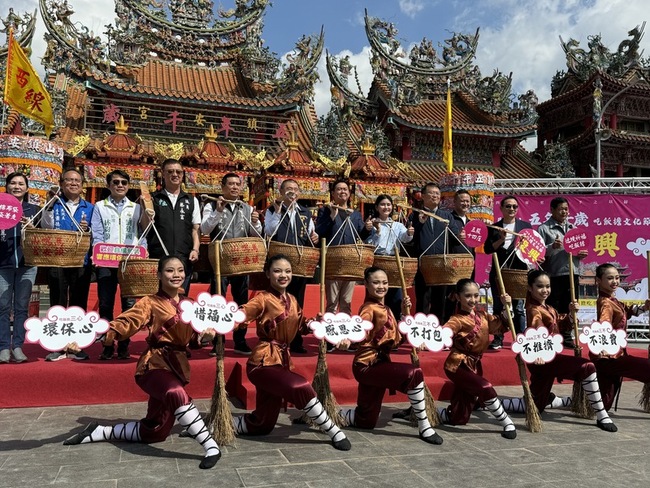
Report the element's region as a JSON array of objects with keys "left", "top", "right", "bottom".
[{"left": 495, "top": 177, "right": 650, "bottom": 194}]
